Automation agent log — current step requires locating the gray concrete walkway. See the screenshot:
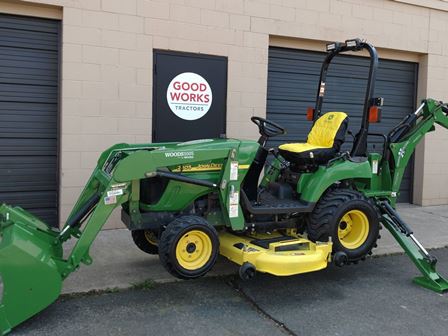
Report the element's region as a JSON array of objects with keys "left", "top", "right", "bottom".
[{"left": 62, "top": 204, "right": 448, "bottom": 294}]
